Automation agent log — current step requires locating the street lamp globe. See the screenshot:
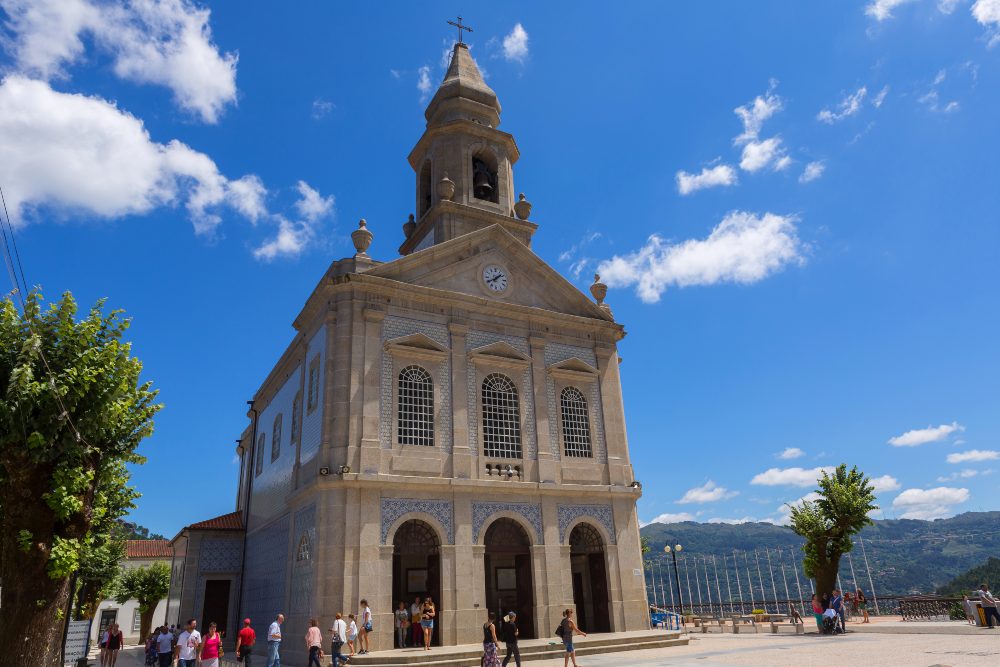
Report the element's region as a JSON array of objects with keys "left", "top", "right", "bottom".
[
  {"left": 663, "top": 545, "right": 671, "bottom": 554},
  {"left": 675, "top": 544, "right": 683, "bottom": 552}
]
